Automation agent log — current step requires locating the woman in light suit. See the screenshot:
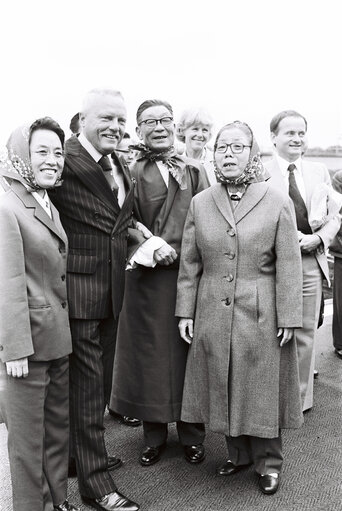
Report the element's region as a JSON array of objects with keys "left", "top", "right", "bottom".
[
  {"left": 176, "top": 121, "right": 304, "bottom": 495},
  {"left": 0, "top": 118, "right": 78, "bottom": 511}
]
